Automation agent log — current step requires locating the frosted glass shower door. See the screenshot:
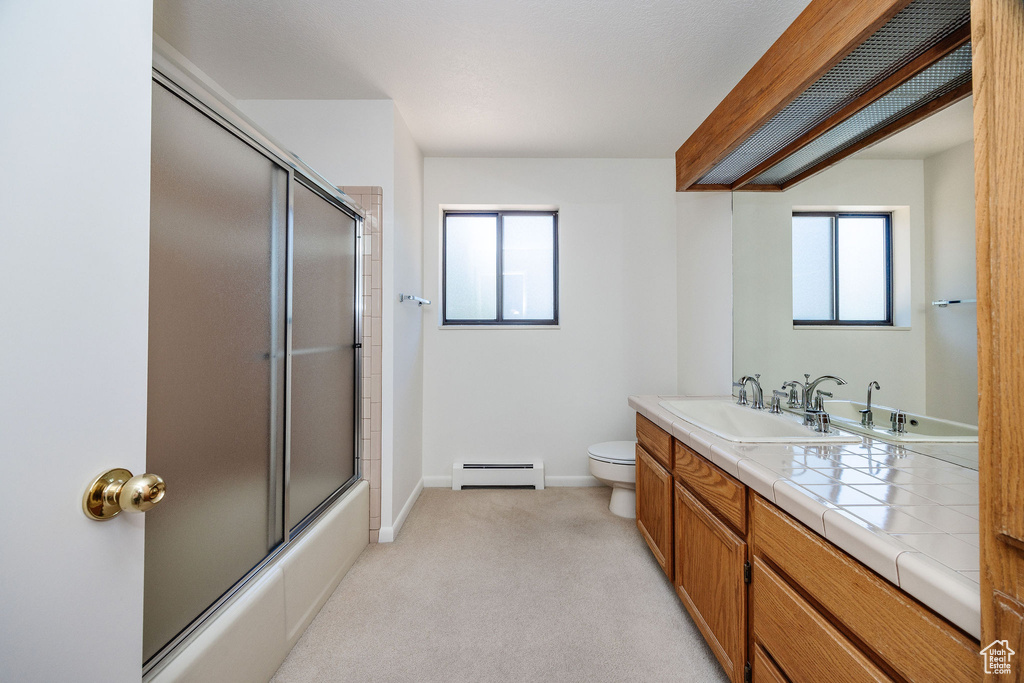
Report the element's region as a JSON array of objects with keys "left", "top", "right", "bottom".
[
  {"left": 145, "top": 81, "right": 287, "bottom": 663},
  {"left": 288, "top": 181, "right": 358, "bottom": 530}
]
